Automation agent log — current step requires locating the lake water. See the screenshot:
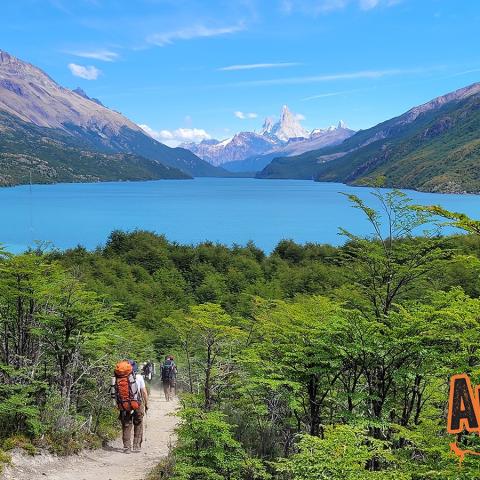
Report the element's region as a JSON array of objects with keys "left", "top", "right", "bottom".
[{"left": 1, "top": 178, "right": 479, "bottom": 253}]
